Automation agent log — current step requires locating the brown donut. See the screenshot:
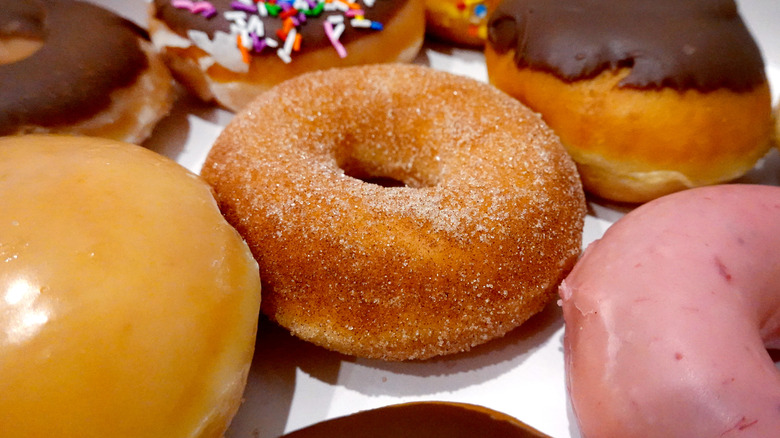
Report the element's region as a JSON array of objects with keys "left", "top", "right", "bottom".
[
  {"left": 0, "top": 0, "right": 175, "bottom": 144},
  {"left": 486, "top": 0, "right": 773, "bottom": 203},
  {"left": 201, "top": 64, "right": 586, "bottom": 361},
  {"left": 148, "top": 0, "right": 425, "bottom": 112},
  {"left": 281, "top": 402, "right": 550, "bottom": 437}
]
